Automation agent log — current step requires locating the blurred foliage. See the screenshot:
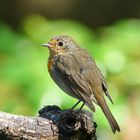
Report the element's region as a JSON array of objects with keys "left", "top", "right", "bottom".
[{"left": 0, "top": 15, "right": 140, "bottom": 139}]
